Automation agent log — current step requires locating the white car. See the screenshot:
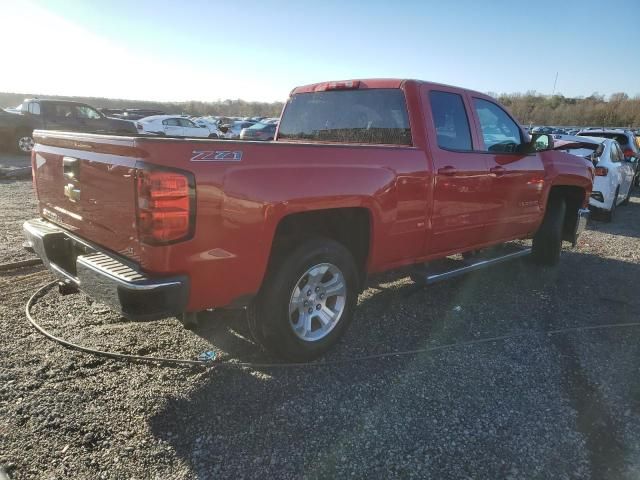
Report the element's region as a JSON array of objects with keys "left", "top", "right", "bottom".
[
  {"left": 560, "top": 136, "right": 634, "bottom": 221},
  {"left": 135, "top": 115, "right": 218, "bottom": 138},
  {"left": 192, "top": 117, "right": 224, "bottom": 137}
]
